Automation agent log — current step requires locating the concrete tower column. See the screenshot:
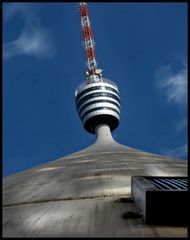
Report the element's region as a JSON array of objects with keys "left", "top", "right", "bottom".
[{"left": 95, "top": 124, "right": 115, "bottom": 144}]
